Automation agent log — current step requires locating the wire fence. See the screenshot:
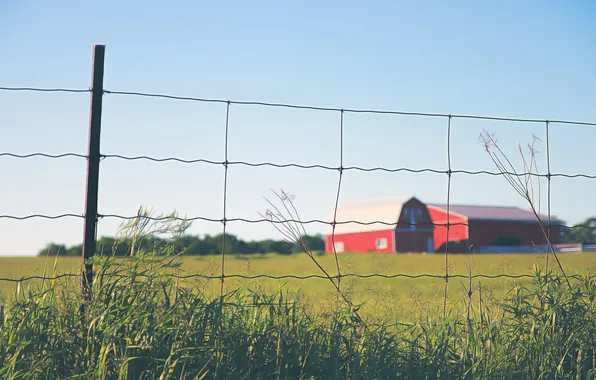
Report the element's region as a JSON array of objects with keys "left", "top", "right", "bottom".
[
  {"left": 1, "top": 46, "right": 596, "bottom": 315},
  {"left": 1, "top": 272, "right": 593, "bottom": 284}
]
